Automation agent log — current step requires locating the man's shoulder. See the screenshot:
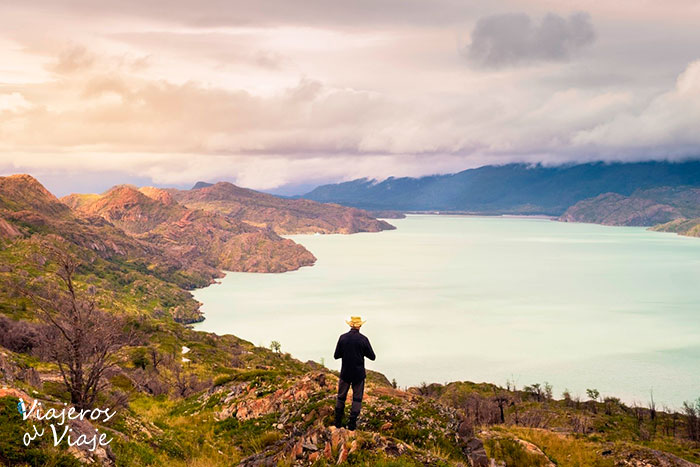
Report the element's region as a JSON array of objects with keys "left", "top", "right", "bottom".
[{"left": 354, "top": 332, "right": 371, "bottom": 344}]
